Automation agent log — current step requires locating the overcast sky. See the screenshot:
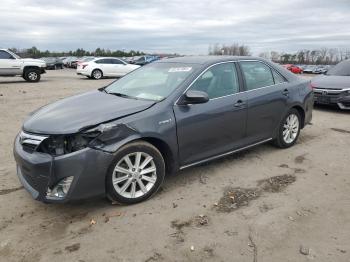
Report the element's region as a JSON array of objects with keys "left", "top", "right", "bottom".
[{"left": 1, "top": 0, "right": 349, "bottom": 54}]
